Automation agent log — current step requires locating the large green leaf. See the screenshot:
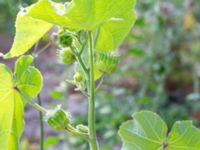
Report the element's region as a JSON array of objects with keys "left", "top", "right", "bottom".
[
  {"left": 3, "top": 9, "right": 53, "bottom": 59},
  {"left": 119, "top": 111, "right": 167, "bottom": 150},
  {"left": 4, "top": 0, "right": 136, "bottom": 57},
  {"left": 118, "top": 111, "right": 200, "bottom": 150},
  {"left": 0, "top": 55, "right": 43, "bottom": 149},
  {"left": 26, "top": 0, "right": 137, "bottom": 51}
]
